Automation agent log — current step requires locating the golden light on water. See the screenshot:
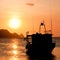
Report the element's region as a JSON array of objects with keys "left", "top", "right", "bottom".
[
  {"left": 11, "top": 40, "right": 18, "bottom": 55},
  {"left": 6, "top": 39, "right": 28, "bottom": 60},
  {"left": 12, "top": 50, "right": 18, "bottom": 55},
  {"left": 8, "top": 16, "right": 21, "bottom": 29},
  {"left": 12, "top": 44, "right": 18, "bottom": 49},
  {"left": 9, "top": 57, "right": 18, "bottom": 60},
  {"left": 10, "top": 39, "right": 18, "bottom": 49}
]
